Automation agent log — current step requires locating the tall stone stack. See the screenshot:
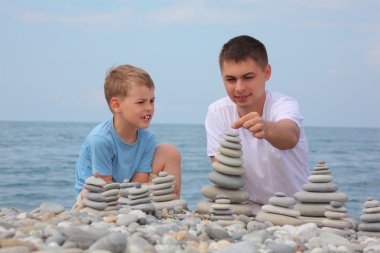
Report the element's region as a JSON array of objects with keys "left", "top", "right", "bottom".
[
  {"left": 102, "top": 182, "right": 120, "bottom": 211},
  {"left": 321, "top": 201, "right": 353, "bottom": 237},
  {"left": 81, "top": 176, "right": 108, "bottom": 214},
  {"left": 150, "top": 172, "right": 188, "bottom": 212},
  {"left": 197, "top": 132, "right": 252, "bottom": 216},
  {"left": 256, "top": 192, "right": 303, "bottom": 226},
  {"left": 293, "top": 161, "right": 348, "bottom": 227},
  {"left": 358, "top": 197, "right": 380, "bottom": 237}
]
